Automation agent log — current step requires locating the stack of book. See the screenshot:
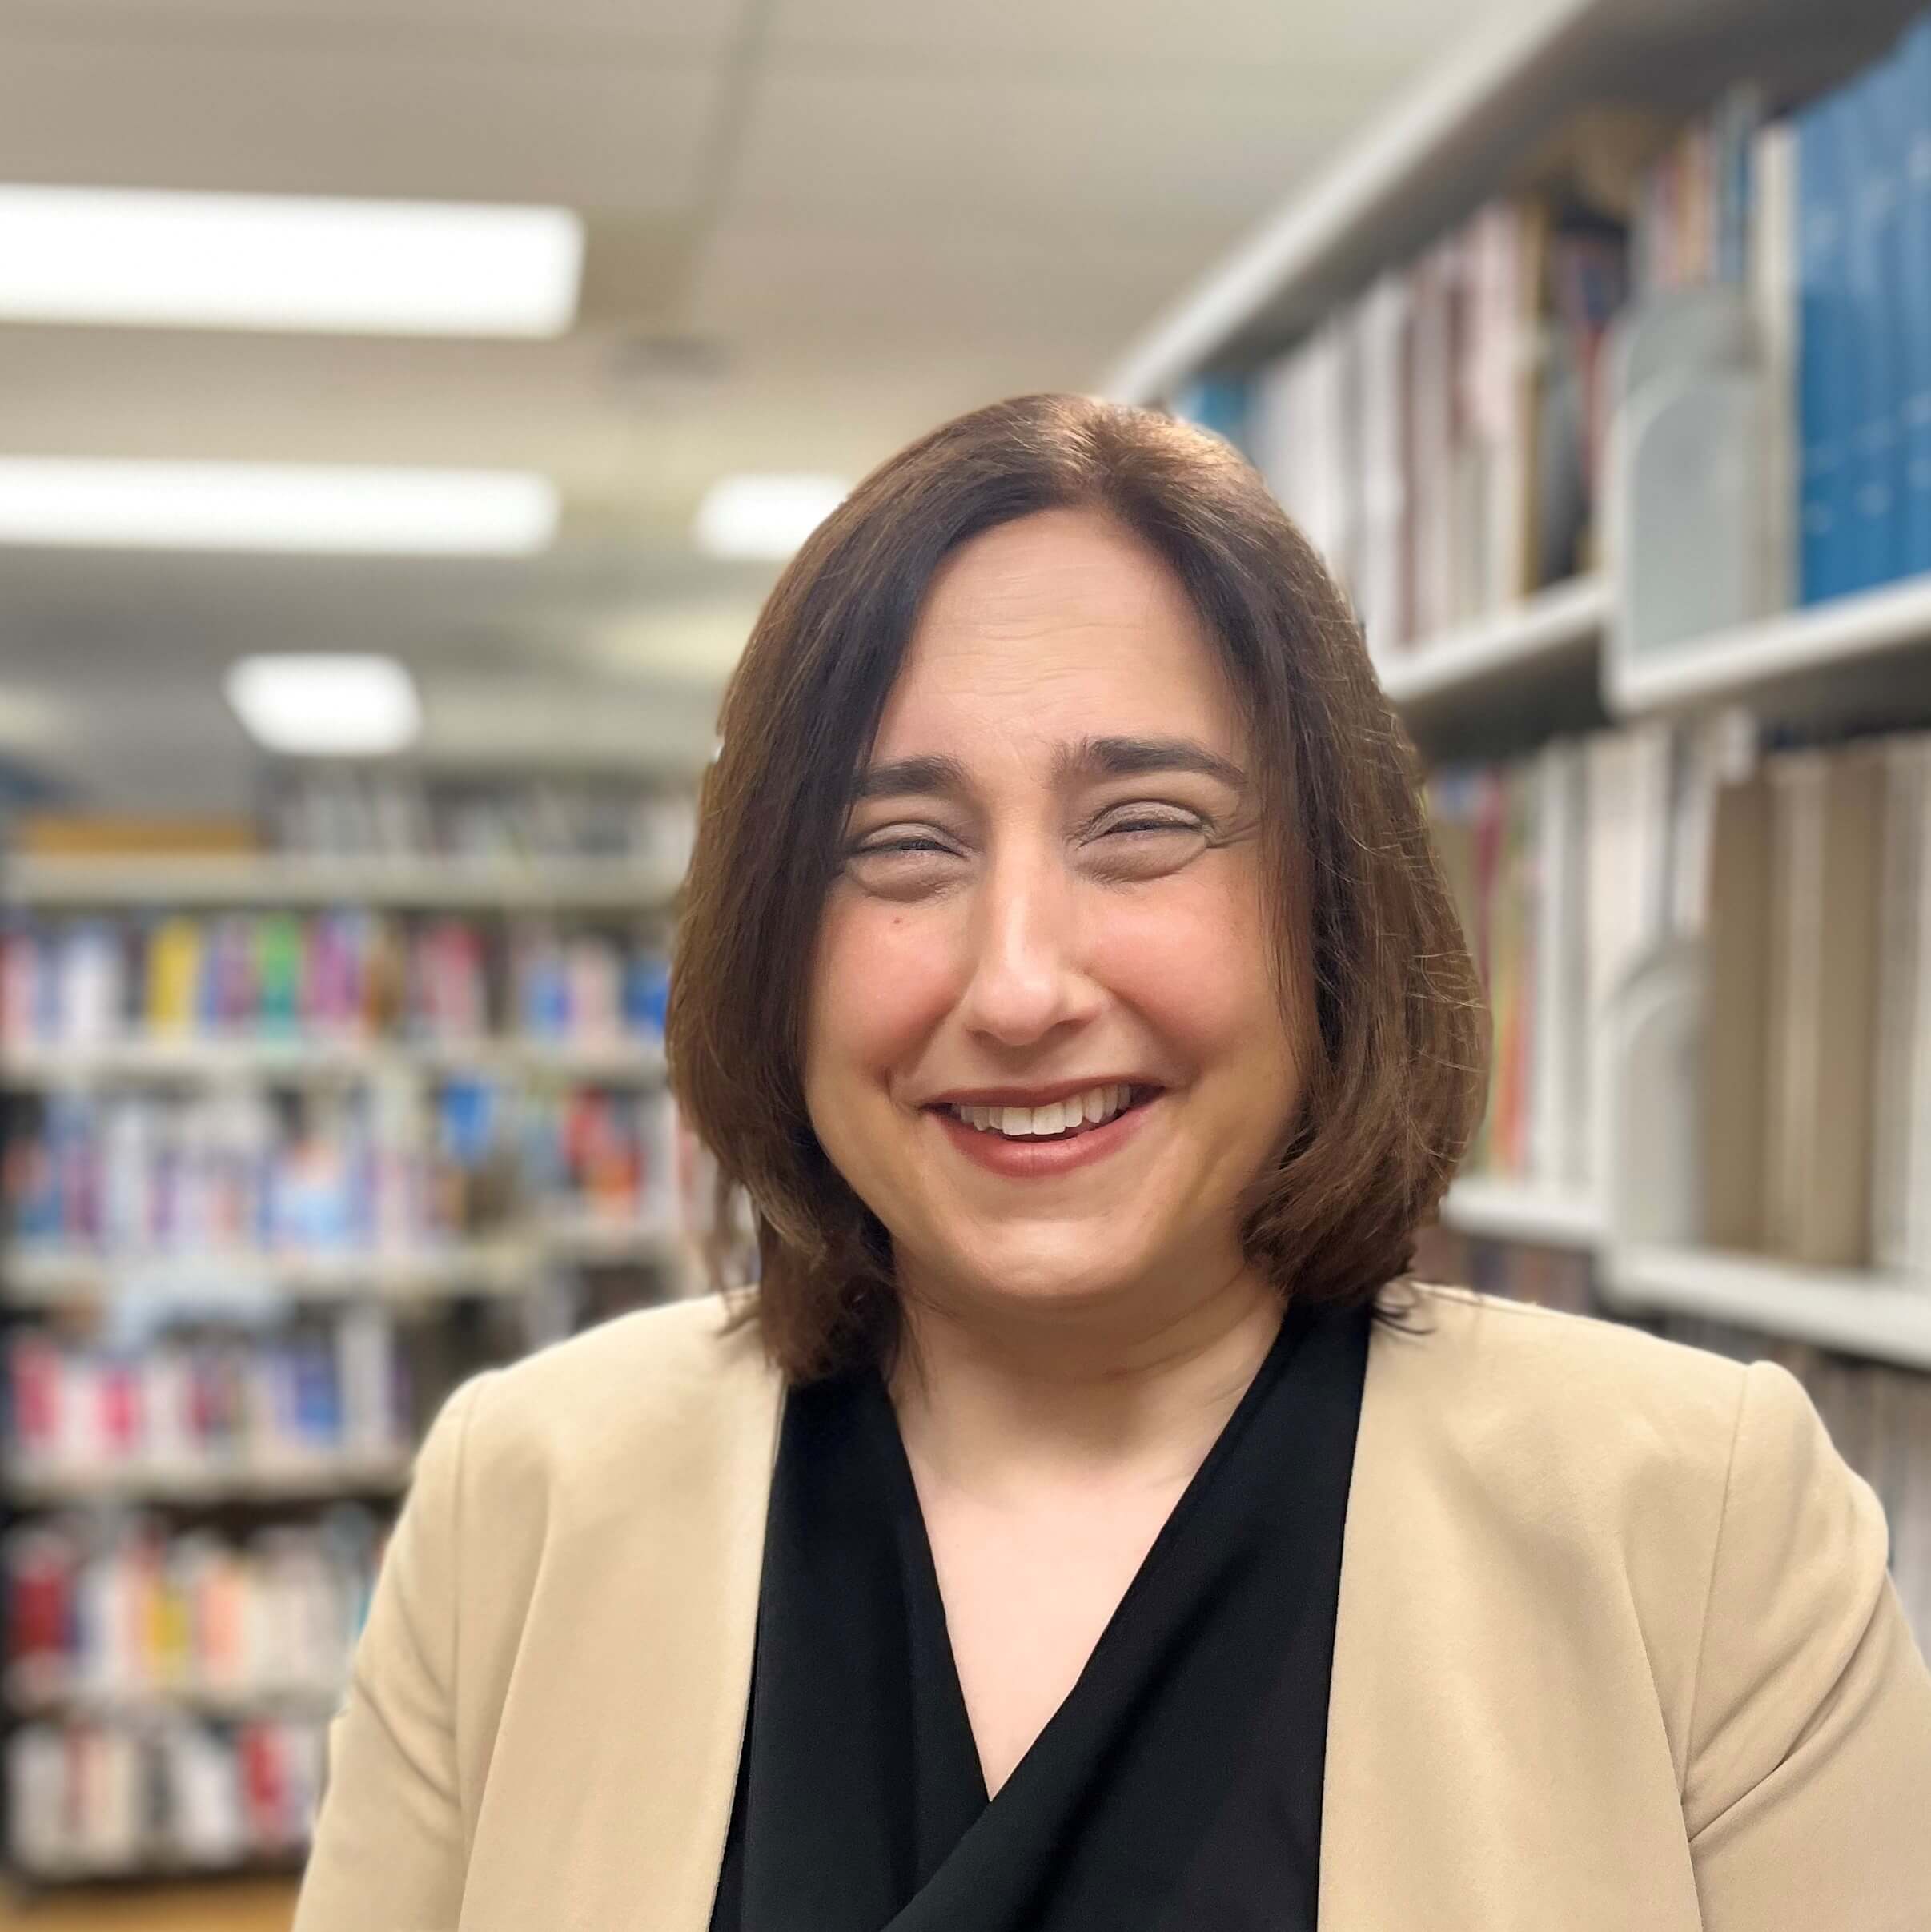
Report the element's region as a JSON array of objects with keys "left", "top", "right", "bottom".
[
  {"left": 1621, "top": 20, "right": 1931, "bottom": 616},
  {"left": 1704, "top": 733, "right": 1931, "bottom": 1275},
  {"left": 6, "top": 1310, "right": 409, "bottom": 1488},
  {"left": 259, "top": 768, "right": 696, "bottom": 868},
  {"left": 1176, "top": 186, "right": 1630, "bottom": 656},
  {"left": 2, "top": 1081, "right": 523, "bottom": 1255},
  {"left": 1426, "top": 721, "right": 1700, "bottom": 1192},
  {"left": 3, "top": 1508, "right": 381, "bottom": 1712},
  {"left": 6, "top": 1714, "right": 325, "bottom": 1875},
  {"left": 0, "top": 909, "right": 670, "bottom": 1054}
]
